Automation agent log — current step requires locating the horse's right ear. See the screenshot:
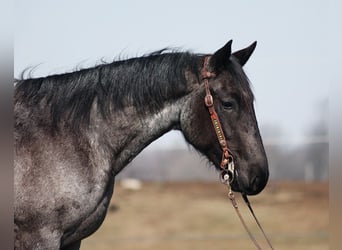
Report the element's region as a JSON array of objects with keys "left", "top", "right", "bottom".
[
  {"left": 232, "top": 41, "right": 257, "bottom": 66},
  {"left": 209, "top": 40, "right": 233, "bottom": 71}
]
